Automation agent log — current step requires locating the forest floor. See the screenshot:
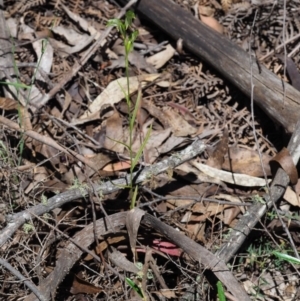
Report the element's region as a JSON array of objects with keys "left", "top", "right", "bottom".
[{"left": 0, "top": 0, "right": 300, "bottom": 300}]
